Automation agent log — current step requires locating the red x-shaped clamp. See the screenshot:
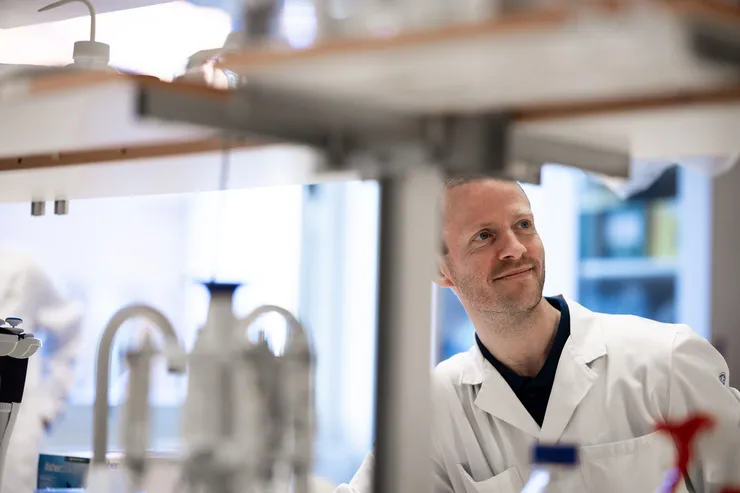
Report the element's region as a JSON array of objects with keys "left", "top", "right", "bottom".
[{"left": 655, "top": 414, "right": 716, "bottom": 493}]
